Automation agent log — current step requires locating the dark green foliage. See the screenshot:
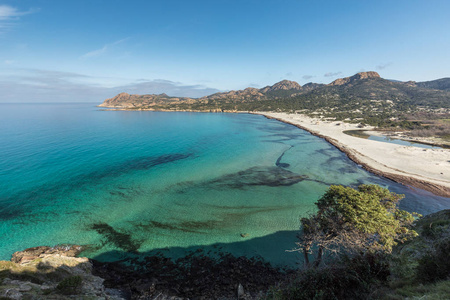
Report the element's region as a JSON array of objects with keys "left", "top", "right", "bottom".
[
  {"left": 56, "top": 275, "right": 82, "bottom": 295},
  {"left": 416, "top": 227, "right": 450, "bottom": 283},
  {"left": 263, "top": 89, "right": 301, "bottom": 99},
  {"left": 417, "top": 78, "right": 450, "bottom": 91},
  {"left": 272, "top": 253, "right": 390, "bottom": 300},
  {"left": 297, "top": 185, "right": 418, "bottom": 267},
  {"left": 421, "top": 219, "right": 450, "bottom": 238},
  {"left": 417, "top": 255, "right": 443, "bottom": 283},
  {"left": 377, "top": 209, "right": 450, "bottom": 298}
]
